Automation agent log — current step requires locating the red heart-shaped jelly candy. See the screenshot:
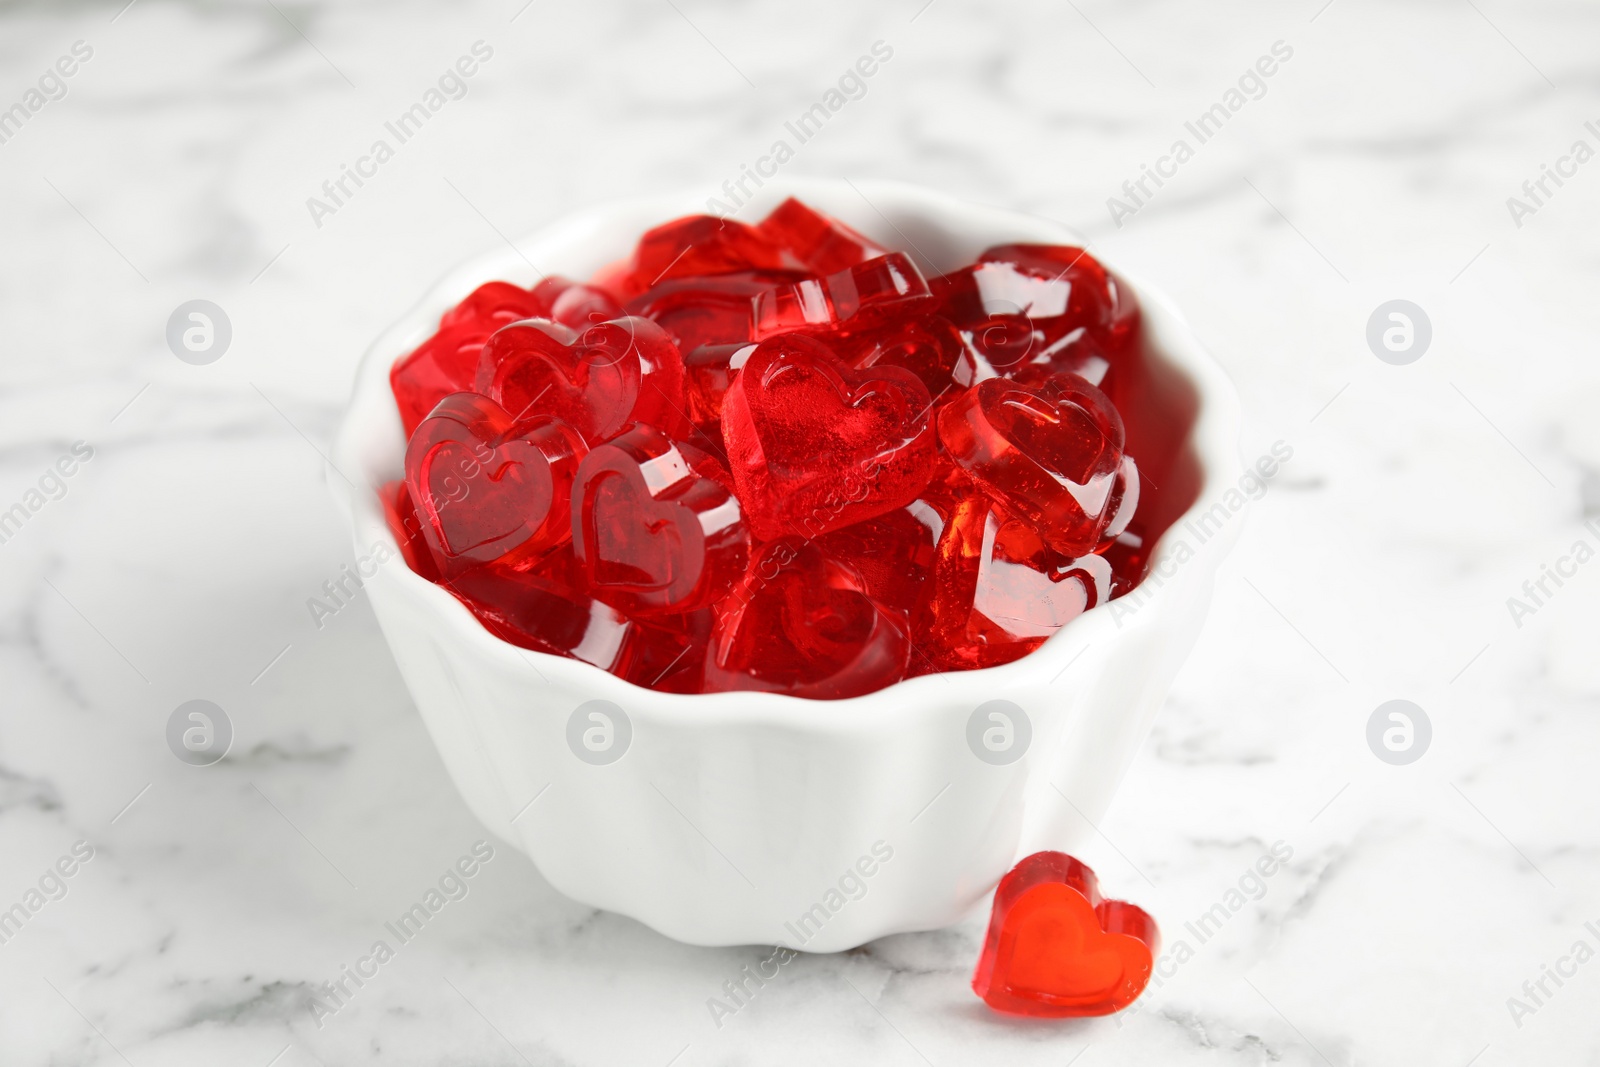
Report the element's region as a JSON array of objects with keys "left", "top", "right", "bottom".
[
  {"left": 571, "top": 424, "right": 748, "bottom": 615},
  {"left": 627, "top": 270, "right": 807, "bottom": 352},
  {"left": 934, "top": 246, "right": 1140, "bottom": 382},
  {"left": 479, "top": 316, "right": 688, "bottom": 442},
  {"left": 814, "top": 506, "right": 939, "bottom": 617},
  {"left": 752, "top": 253, "right": 935, "bottom": 341},
  {"left": 973, "top": 852, "right": 1158, "bottom": 1017},
  {"left": 918, "top": 494, "right": 1110, "bottom": 673},
  {"left": 975, "top": 244, "right": 1139, "bottom": 351},
  {"left": 528, "top": 276, "right": 624, "bottom": 329},
  {"left": 403, "top": 393, "right": 586, "bottom": 573},
  {"left": 938, "top": 372, "right": 1128, "bottom": 556},
  {"left": 755, "top": 197, "right": 886, "bottom": 274},
  {"left": 391, "top": 281, "right": 548, "bottom": 435},
  {"left": 704, "top": 539, "right": 909, "bottom": 699},
  {"left": 1007, "top": 331, "right": 1121, "bottom": 401},
  {"left": 721, "top": 334, "right": 938, "bottom": 540},
  {"left": 843, "top": 313, "right": 972, "bottom": 401}
]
